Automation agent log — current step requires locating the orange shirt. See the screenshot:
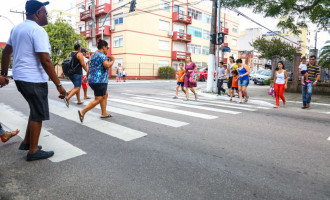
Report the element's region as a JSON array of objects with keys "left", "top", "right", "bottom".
[
  {"left": 232, "top": 75, "right": 238, "bottom": 87},
  {"left": 177, "top": 70, "right": 185, "bottom": 82}
]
